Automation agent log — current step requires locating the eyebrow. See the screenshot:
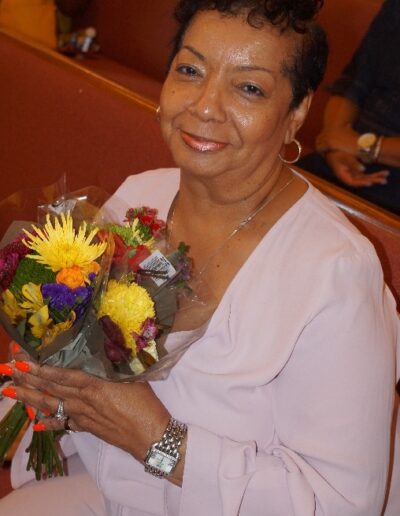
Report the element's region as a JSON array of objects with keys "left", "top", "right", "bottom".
[
  {"left": 181, "top": 45, "right": 205, "bottom": 61},
  {"left": 180, "top": 46, "right": 274, "bottom": 75},
  {"left": 237, "top": 65, "right": 274, "bottom": 75}
]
